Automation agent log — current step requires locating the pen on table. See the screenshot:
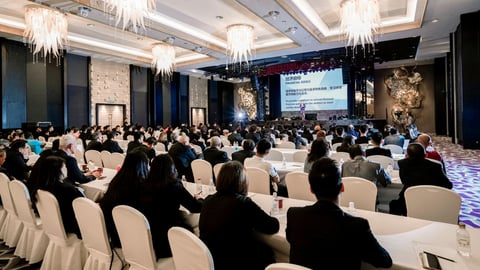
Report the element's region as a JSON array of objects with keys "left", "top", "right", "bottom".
[{"left": 425, "top": 252, "right": 456, "bottom": 263}]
